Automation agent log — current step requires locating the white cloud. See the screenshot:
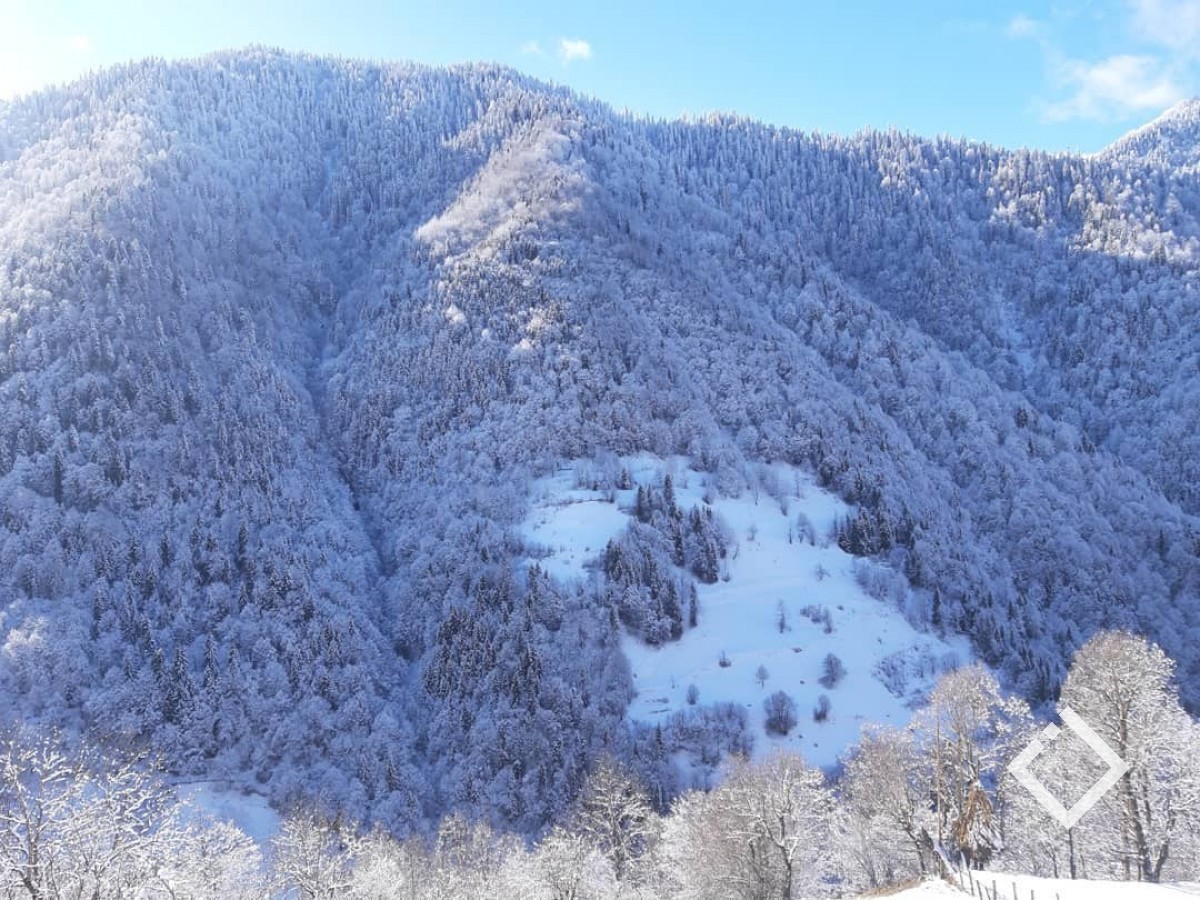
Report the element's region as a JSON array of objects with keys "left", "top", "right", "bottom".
[
  {"left": 67, "top": 35, "right": 92, "bottom": 53},
  {"left": 1129, "top": 0, "right": 1200, "bottom": 53},
  {"left": 557, "top": 38, "right": 592, "bottom": 64},
  {"left": 1007, "top": 2, "right": 1198, "bottom": 124},
  {"left": 520, "top": 40, "right": 544, "bottom": 57},
  {"left": 1040, "top": 53, "right": 1186, "bottom": 121},
  {"left": 1005, "top": 14, "right": 1042, "bottom": 39}
]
